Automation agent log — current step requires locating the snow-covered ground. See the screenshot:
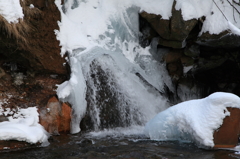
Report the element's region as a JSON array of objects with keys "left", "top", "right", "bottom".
[
  {"left": 0, "top": 105, "right": 49, "bottom": 146},
  {"left": 144, "top": 92, "right": 240, "bottom": 148}
]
